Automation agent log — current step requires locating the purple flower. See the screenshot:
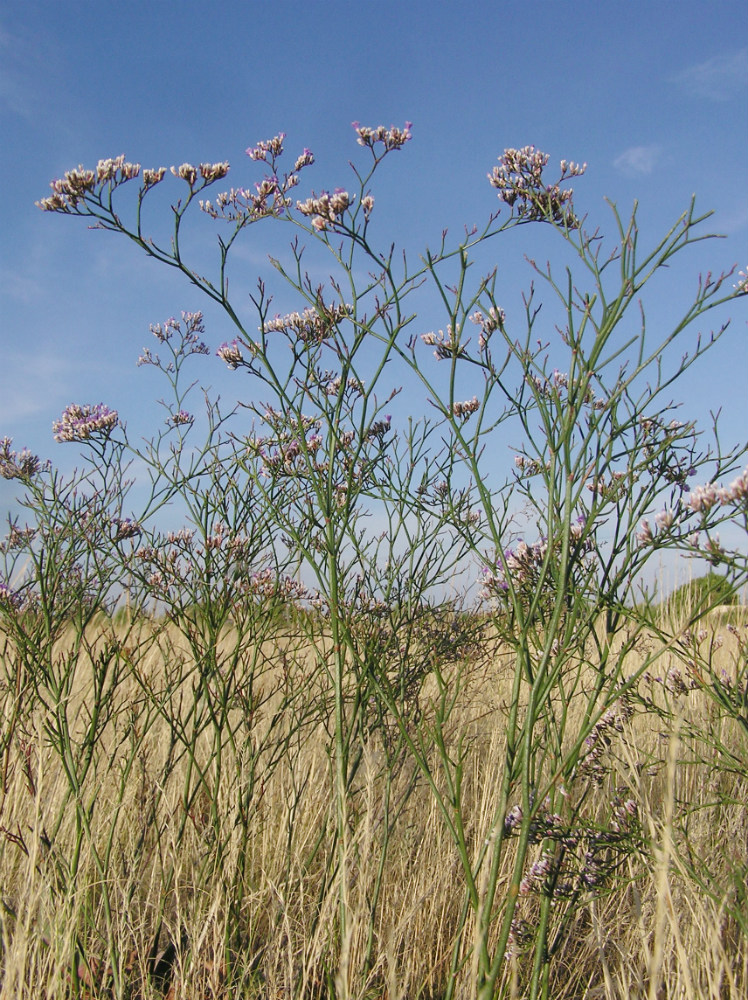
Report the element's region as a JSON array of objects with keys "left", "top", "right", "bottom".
[
  {"left": 0, "top": 437, "right": 44, "bottom": 479},
  {"left": 217, "top": 340, "right": 244, "bottom": 370},
  {"left": 0, "top": 582, "right": 22, "bottom": 611},
  {"left": 53, "top": 404, "right": 118, "bottom": 443},
  {"left": 169, "top": 411, "right": 193, "bottom": 426},
  {"left": 114, "top": 518, "right": 141, "bottom": 542}
]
